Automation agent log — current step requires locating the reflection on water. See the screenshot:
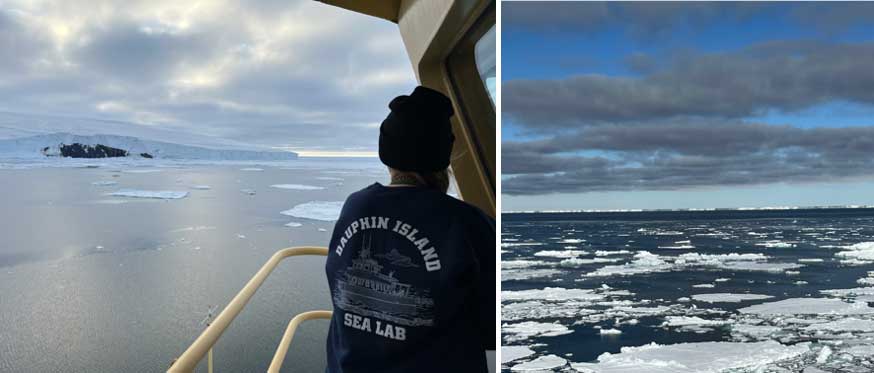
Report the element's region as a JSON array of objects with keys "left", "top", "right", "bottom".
[{"left": 0, "top": 158, "right": 384, "bottom": 372}]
